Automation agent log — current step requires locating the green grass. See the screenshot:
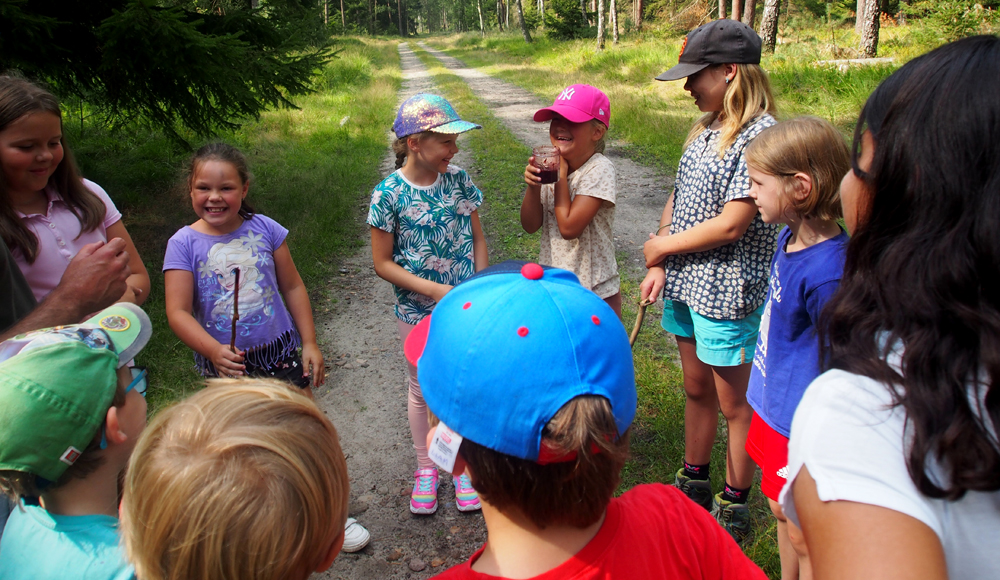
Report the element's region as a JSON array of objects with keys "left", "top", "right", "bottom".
[{"left": 67, "top": 38, "right": 402, "bottom": 412}]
